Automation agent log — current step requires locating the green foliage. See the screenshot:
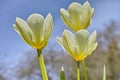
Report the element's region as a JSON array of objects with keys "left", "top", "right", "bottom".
[
  {"left": 59, "top": 67, "right": 66, "bottom": 80},
  {"left": 103, "top": 65, "right": 106, "bottom": 80}
]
